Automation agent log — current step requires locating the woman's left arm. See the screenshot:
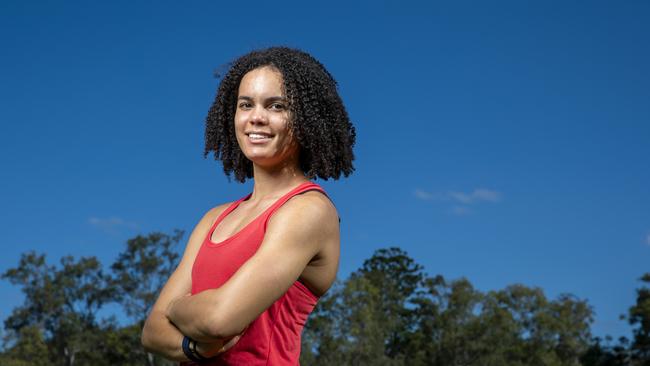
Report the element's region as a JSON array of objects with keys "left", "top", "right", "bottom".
[{"left": 166, "top": 193, "right": 338, "bottom": 341}]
